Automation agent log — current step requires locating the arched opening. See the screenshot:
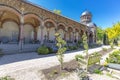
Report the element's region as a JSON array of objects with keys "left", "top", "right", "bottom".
[
  {"left": 24, "top": 14, "right": 41, "bottom": 43},
  {"left": 0, "top": 6, "right": 20, "bottom": 44},
  {"left": 0, "top": 21, "right": 19, "bottom": 43},
  {"left": 44, "top": 20, "right": 56, "bottom": 42},
  {"left": 75, "top": 29, "right": 79, "bottom": 42},
  {"left": 89, "top": 32, "right": 93, "bottom": 43},
  {"left": 67, "top": 27, "right": 73, "bottom": 42},
  {"left": 80, "top": 30, "right": 84, "bottom": 37},
  {"left": 58, "top": 24, "right": 65, "bottom": 39}
]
